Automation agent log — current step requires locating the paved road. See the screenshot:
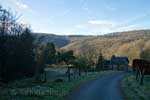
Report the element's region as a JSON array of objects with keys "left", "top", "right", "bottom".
[{"left": 66, "top": 71, "right": 127, "bottom": 100}]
